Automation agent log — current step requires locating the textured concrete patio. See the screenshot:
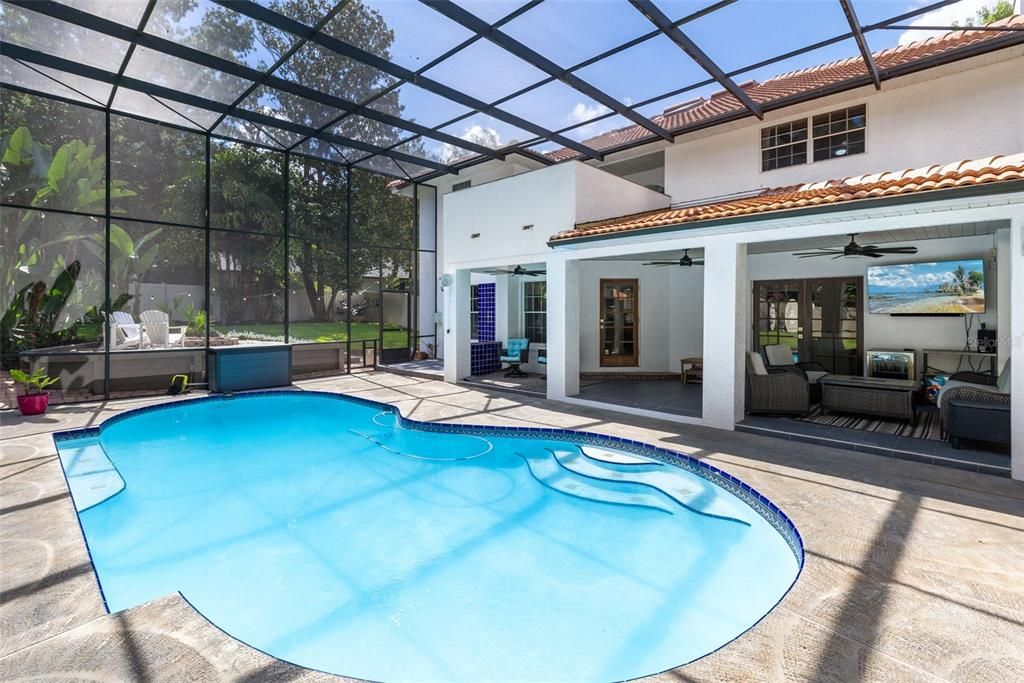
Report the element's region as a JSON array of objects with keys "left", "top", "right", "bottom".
[{"left": 2, "top": 370, "right": 1022, "bottom": 682}]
